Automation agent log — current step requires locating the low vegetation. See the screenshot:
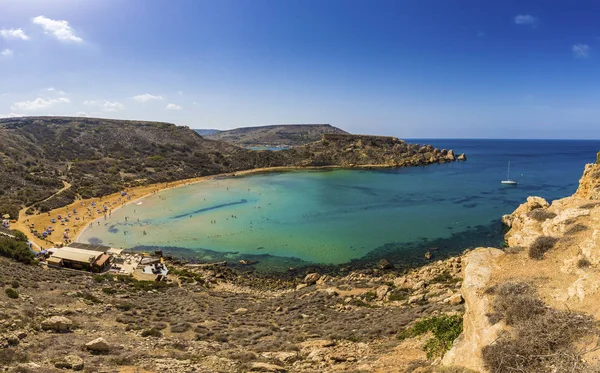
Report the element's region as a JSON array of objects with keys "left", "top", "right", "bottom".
[
  {"left": 5, "top": 287, "right": 19, "bottom": 299},
  {"left": 397, "top": 314, "right": 463, "bottom": 359},
  {"left": 527, "top": 208, "right": 557, "bottom": 222},
  {"left": 566, "top": 223, "right": 589, "bottom": 235},
  {"left": 483, "top": 282, "right": 598, "bottom": 373},
  {"left": 528, "top": 236, "right": 559, "bottom": 260}
]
